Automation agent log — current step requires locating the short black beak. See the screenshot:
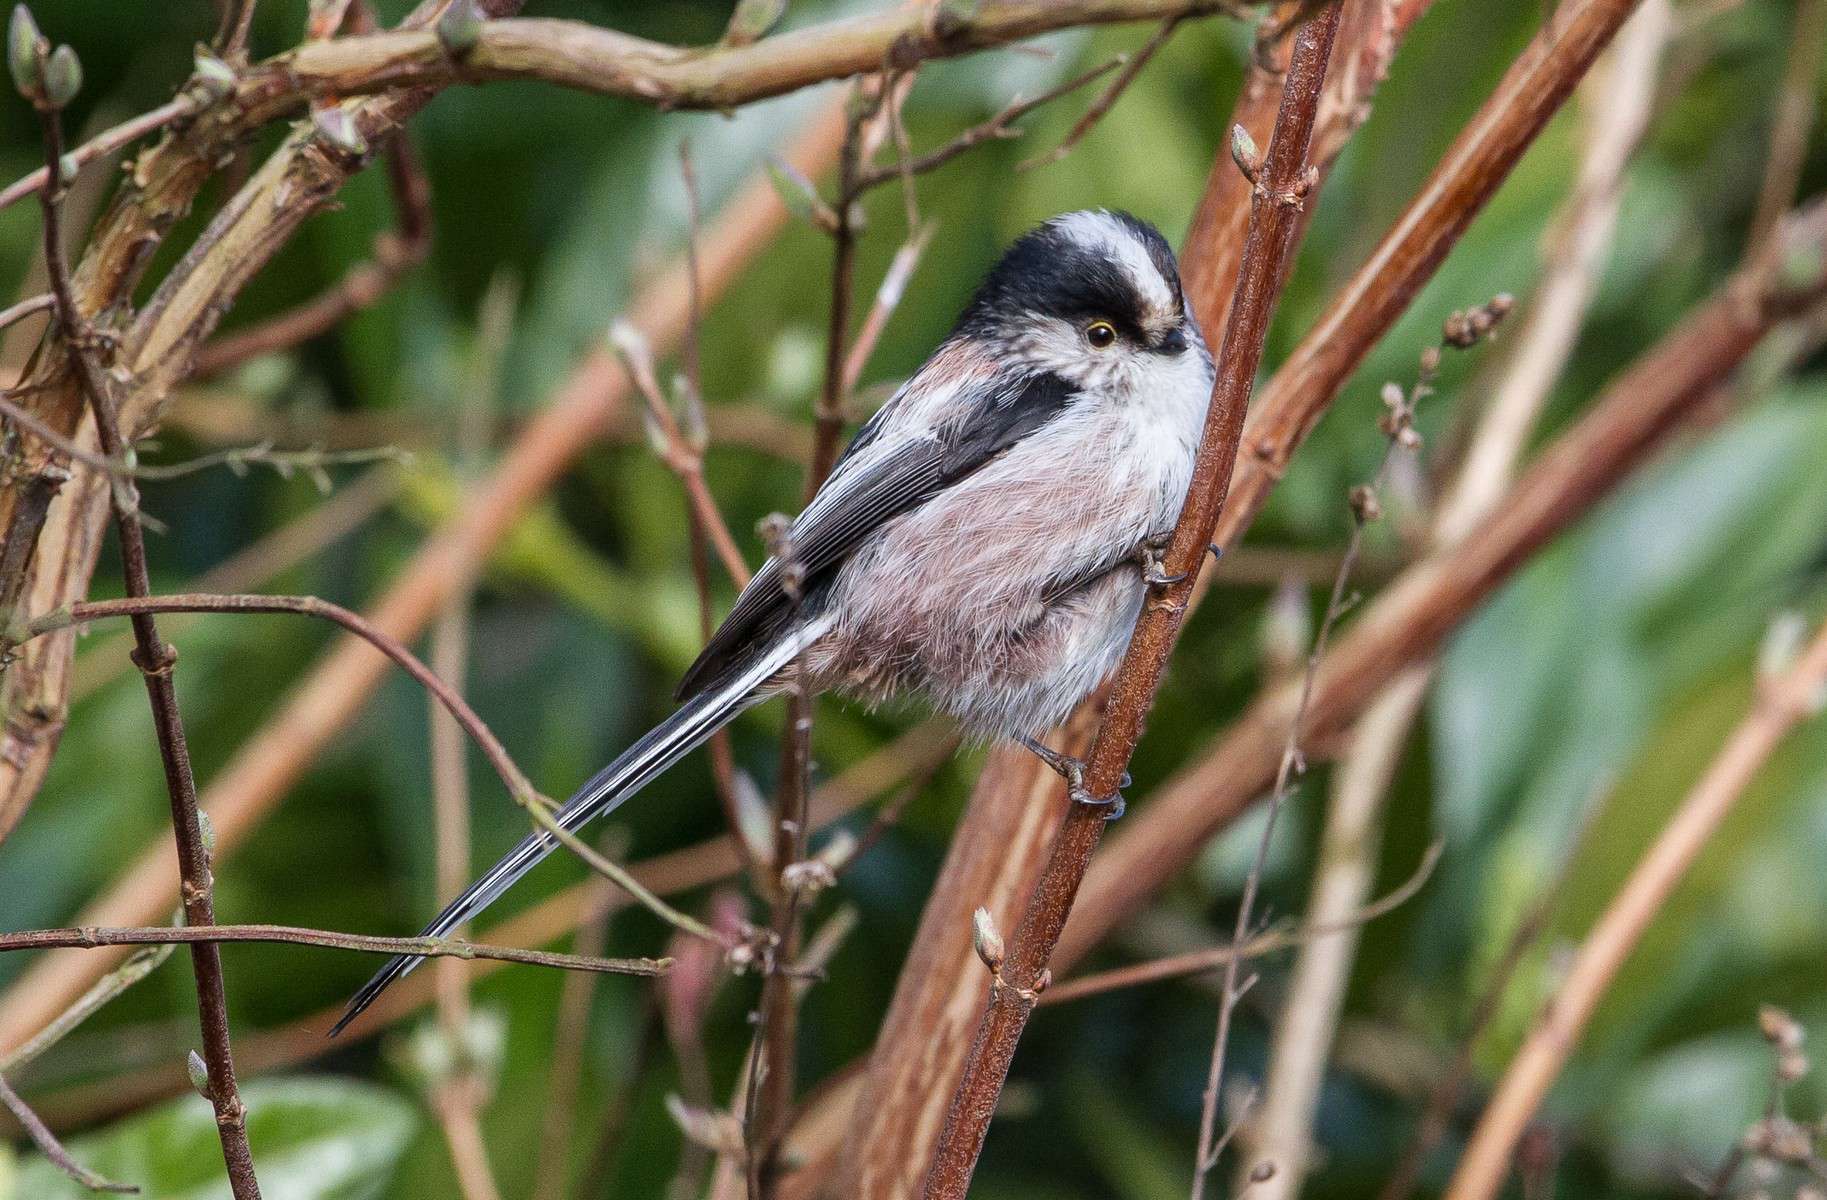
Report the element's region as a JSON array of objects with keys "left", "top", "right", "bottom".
[{"left": 1154, "top": 327, "right": 1188, "bottom": 356}]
